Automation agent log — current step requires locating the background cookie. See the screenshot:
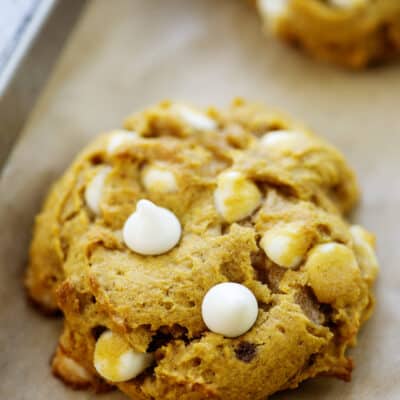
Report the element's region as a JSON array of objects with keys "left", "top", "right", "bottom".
[
  {"left": 256, "top": 0, "right": 400, "bottom": 68},
  {"left": 25, "top": 100, "right": 378, "bottom": 400}
]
